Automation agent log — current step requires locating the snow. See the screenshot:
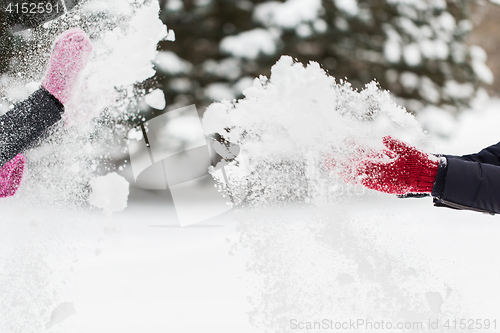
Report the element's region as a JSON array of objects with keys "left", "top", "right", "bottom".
[
  {"left": 438, "top": 11, "right": 456, "bottom": 32},
  {"left": 154, "top": 51, "right": 193, "bottom": 75},
  {"left": 220, "top": 28, "right": 278, "bottom": 60},
  {"left": 443, "top": 80, "right": 475, "bottom": 100},
  {"left": 384, "top": 40, "right": 401, "bottom": 63},
  {"left": 165, "top": 29, "right": 176, "bottom": 42},
  {"left": 334, "top": 0, "right": 360, "bottom": 17},
  {"left": 403, "top": 43, "right": 422, "bottom": 66},
  {"left": 2, "top": 1, "right": 500, "bottom": 331},
  {"left": 417, "top": 106, "right": 457, "bottom": 138},
  {"left": 383, "top": 28, "right": 401, "bottom": 63},
  {"left": 473, "top": 61, "right": 494, "bottom": 85},
  {"left": 165, "top": 0, "right": 183, "bottom": 11},
  {"left": 419, "top": 76, "right": 441, "bottom": 104},
  {"left": 203, "top": 56, "right": 426, "bottom": 206},
  {"left": 471, "top": 46, "right": 494, "bottom": 84},
  {"left": 205, "top": 83, "right": 235, "bottom": 101},
  {"left": 420, "top": 39, "right": 449, "bottom": 60},
  {"left": 313, "top": 19, "right": 328, "bottom": 33},
  {"left": 144, "top": 89, "right": 166, "bottom": 110},
  {"left": 89, "top": 172, "right": 130, "bottom": 215},
  {"left": 0, "top": 0, "right": 168, "bottom": 208},
  {"left": 399, "top": 71, "right": 419, "bottom": 92},
  {"left": 203, "top": 58, "right": 242, "bottom": 80},
  {"left": 83, "top": 1, "right": 168, "bottom": 87},
  {"left": 253, "top": 0, "right": 323, "bottom": 29},
  {"left": 0, "top": 196, "right": 255, "bottom": 333}
]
